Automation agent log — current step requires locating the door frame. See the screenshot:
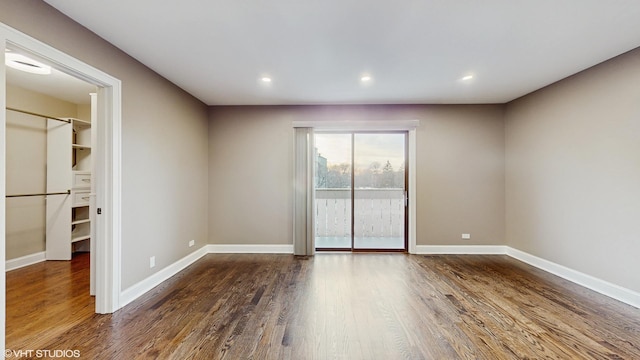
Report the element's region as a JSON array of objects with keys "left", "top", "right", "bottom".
[
  {"left": 315, "top": 131, "right": 409, "bottom": 252},
  {"left": 293, "top": 120, "right": 418, "bottom": 254},
  {"left": 0, "top": 22, "right": 123, "bottom": 350}
]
